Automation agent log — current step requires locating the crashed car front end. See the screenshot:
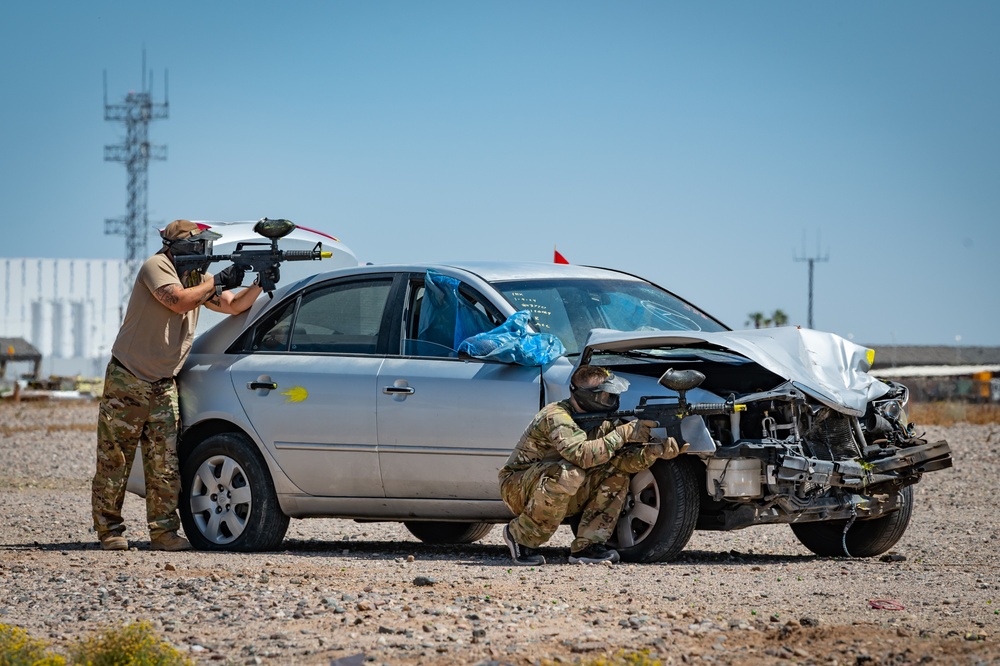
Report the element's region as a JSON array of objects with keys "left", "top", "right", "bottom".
[
  {"left": 700, "top": 377, "right": 952, "bottom": 530},
  {"left": 581, "top": 327, "right": 953, "bottom": 555}
]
